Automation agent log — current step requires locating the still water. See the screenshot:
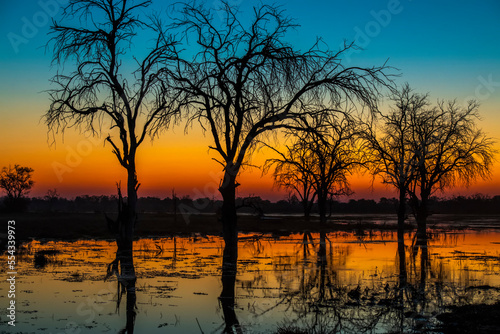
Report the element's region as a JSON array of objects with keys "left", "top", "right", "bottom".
[{"left": 1, "top": 229, "right": 500, "bottom": 333}]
